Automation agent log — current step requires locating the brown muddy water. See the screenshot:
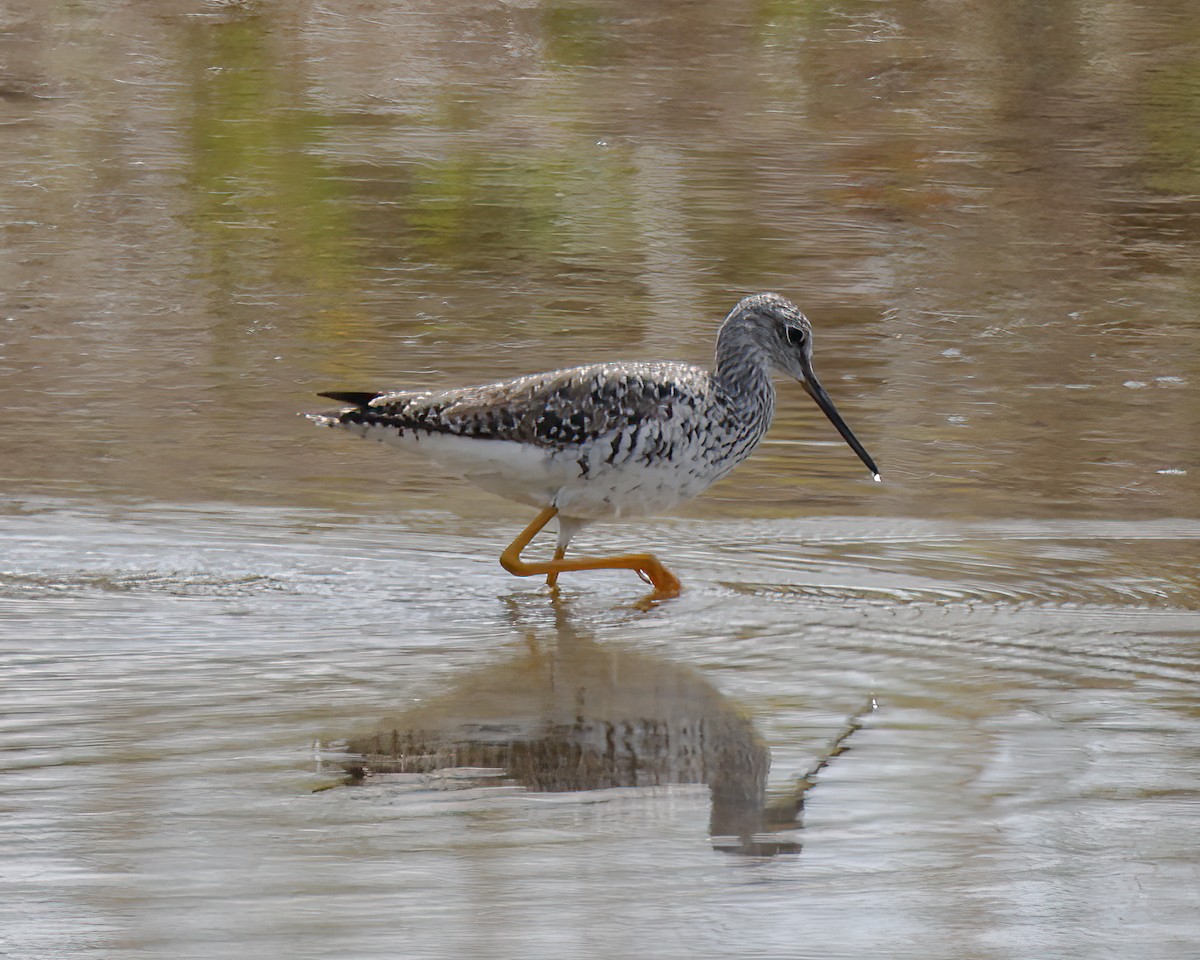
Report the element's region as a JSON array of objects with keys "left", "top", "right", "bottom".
[{"left": 2, "top": 2, "right": 1199, "bottom": 959}]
